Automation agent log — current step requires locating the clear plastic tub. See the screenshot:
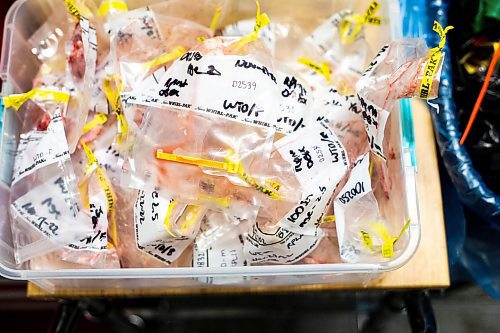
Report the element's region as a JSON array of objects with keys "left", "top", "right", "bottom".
[{"left": 0, "top": 0, "right": 420, "bottom": 293}]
